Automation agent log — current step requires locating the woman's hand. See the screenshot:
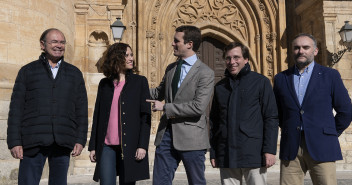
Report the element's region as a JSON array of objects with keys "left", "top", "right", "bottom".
[
  {"left": 89, "top": 150, "right": 96, "bottom": 162},
  {"left": 135, "top": 148, "right": 146, "bottom": 160}
]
